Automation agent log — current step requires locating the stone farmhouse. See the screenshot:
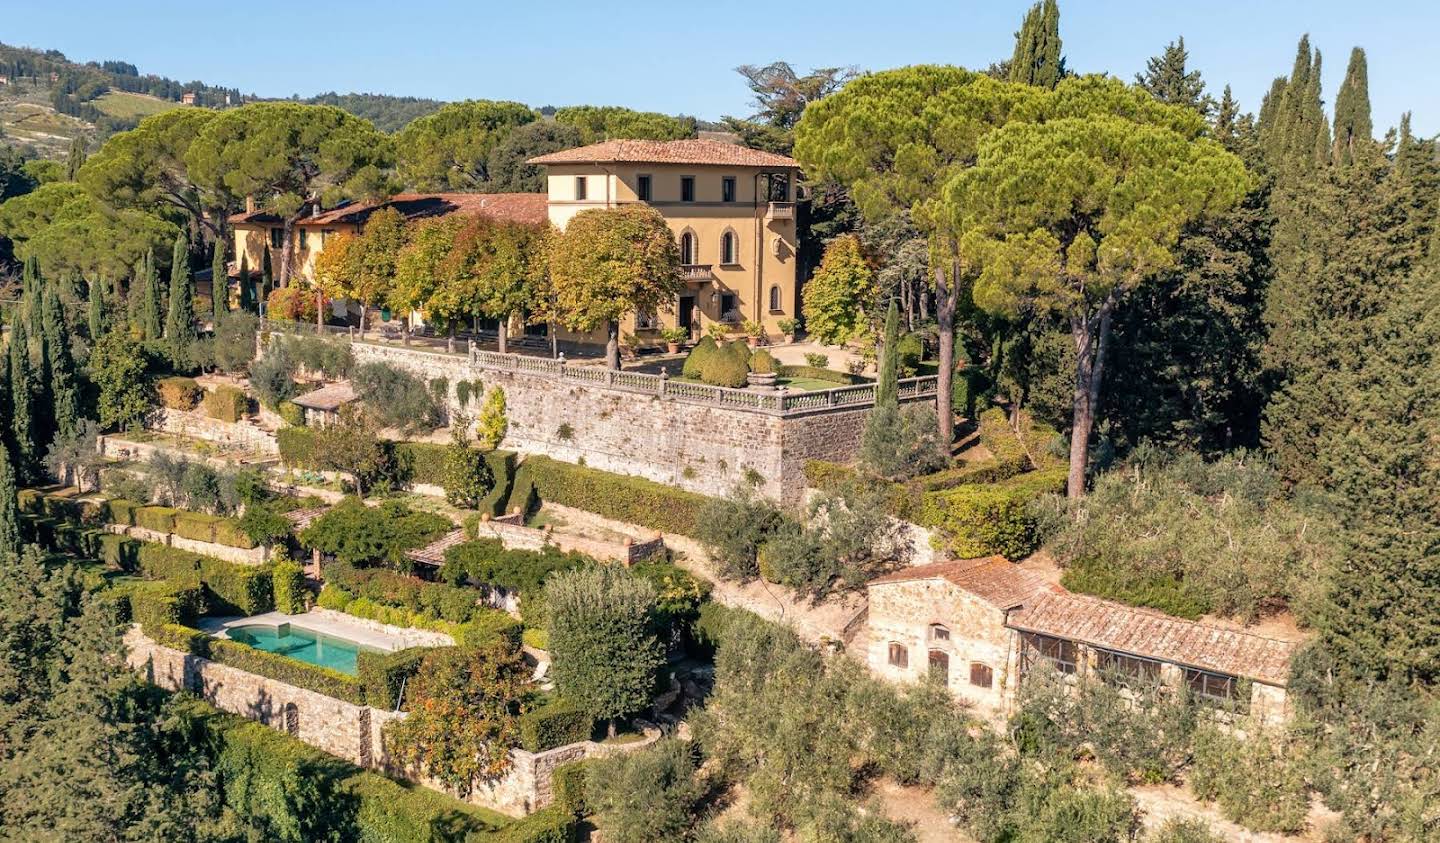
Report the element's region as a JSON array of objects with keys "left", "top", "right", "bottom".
[{"left": 866, "top": 556, "right": 1296, "bottom": 725}]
